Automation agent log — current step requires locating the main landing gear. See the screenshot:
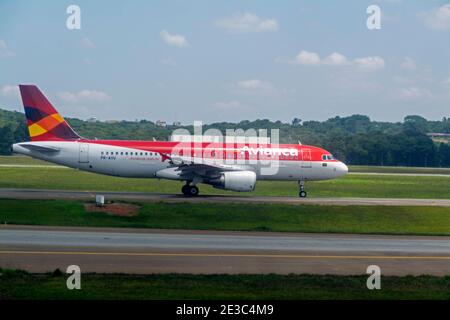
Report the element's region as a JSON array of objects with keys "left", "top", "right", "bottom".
[
  {"left": 182, "top": 183, "right": 199, "bottom": 196},
  {"left": 298, "top": 180, "right": 307, "bottom": 198}
]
